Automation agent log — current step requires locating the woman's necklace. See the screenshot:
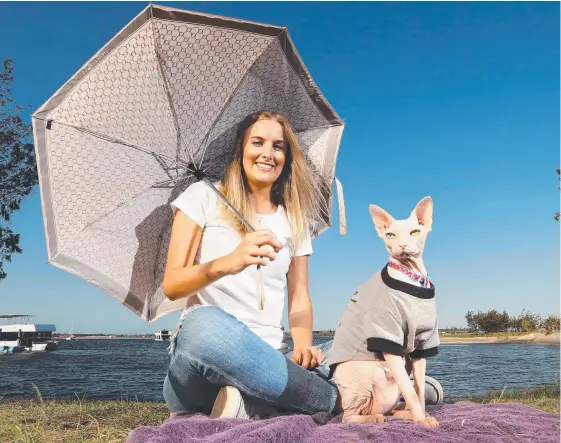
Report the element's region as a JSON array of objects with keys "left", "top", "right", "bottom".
[{"left": 387, "top": 262, "right": 431, "bottom": 288}]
